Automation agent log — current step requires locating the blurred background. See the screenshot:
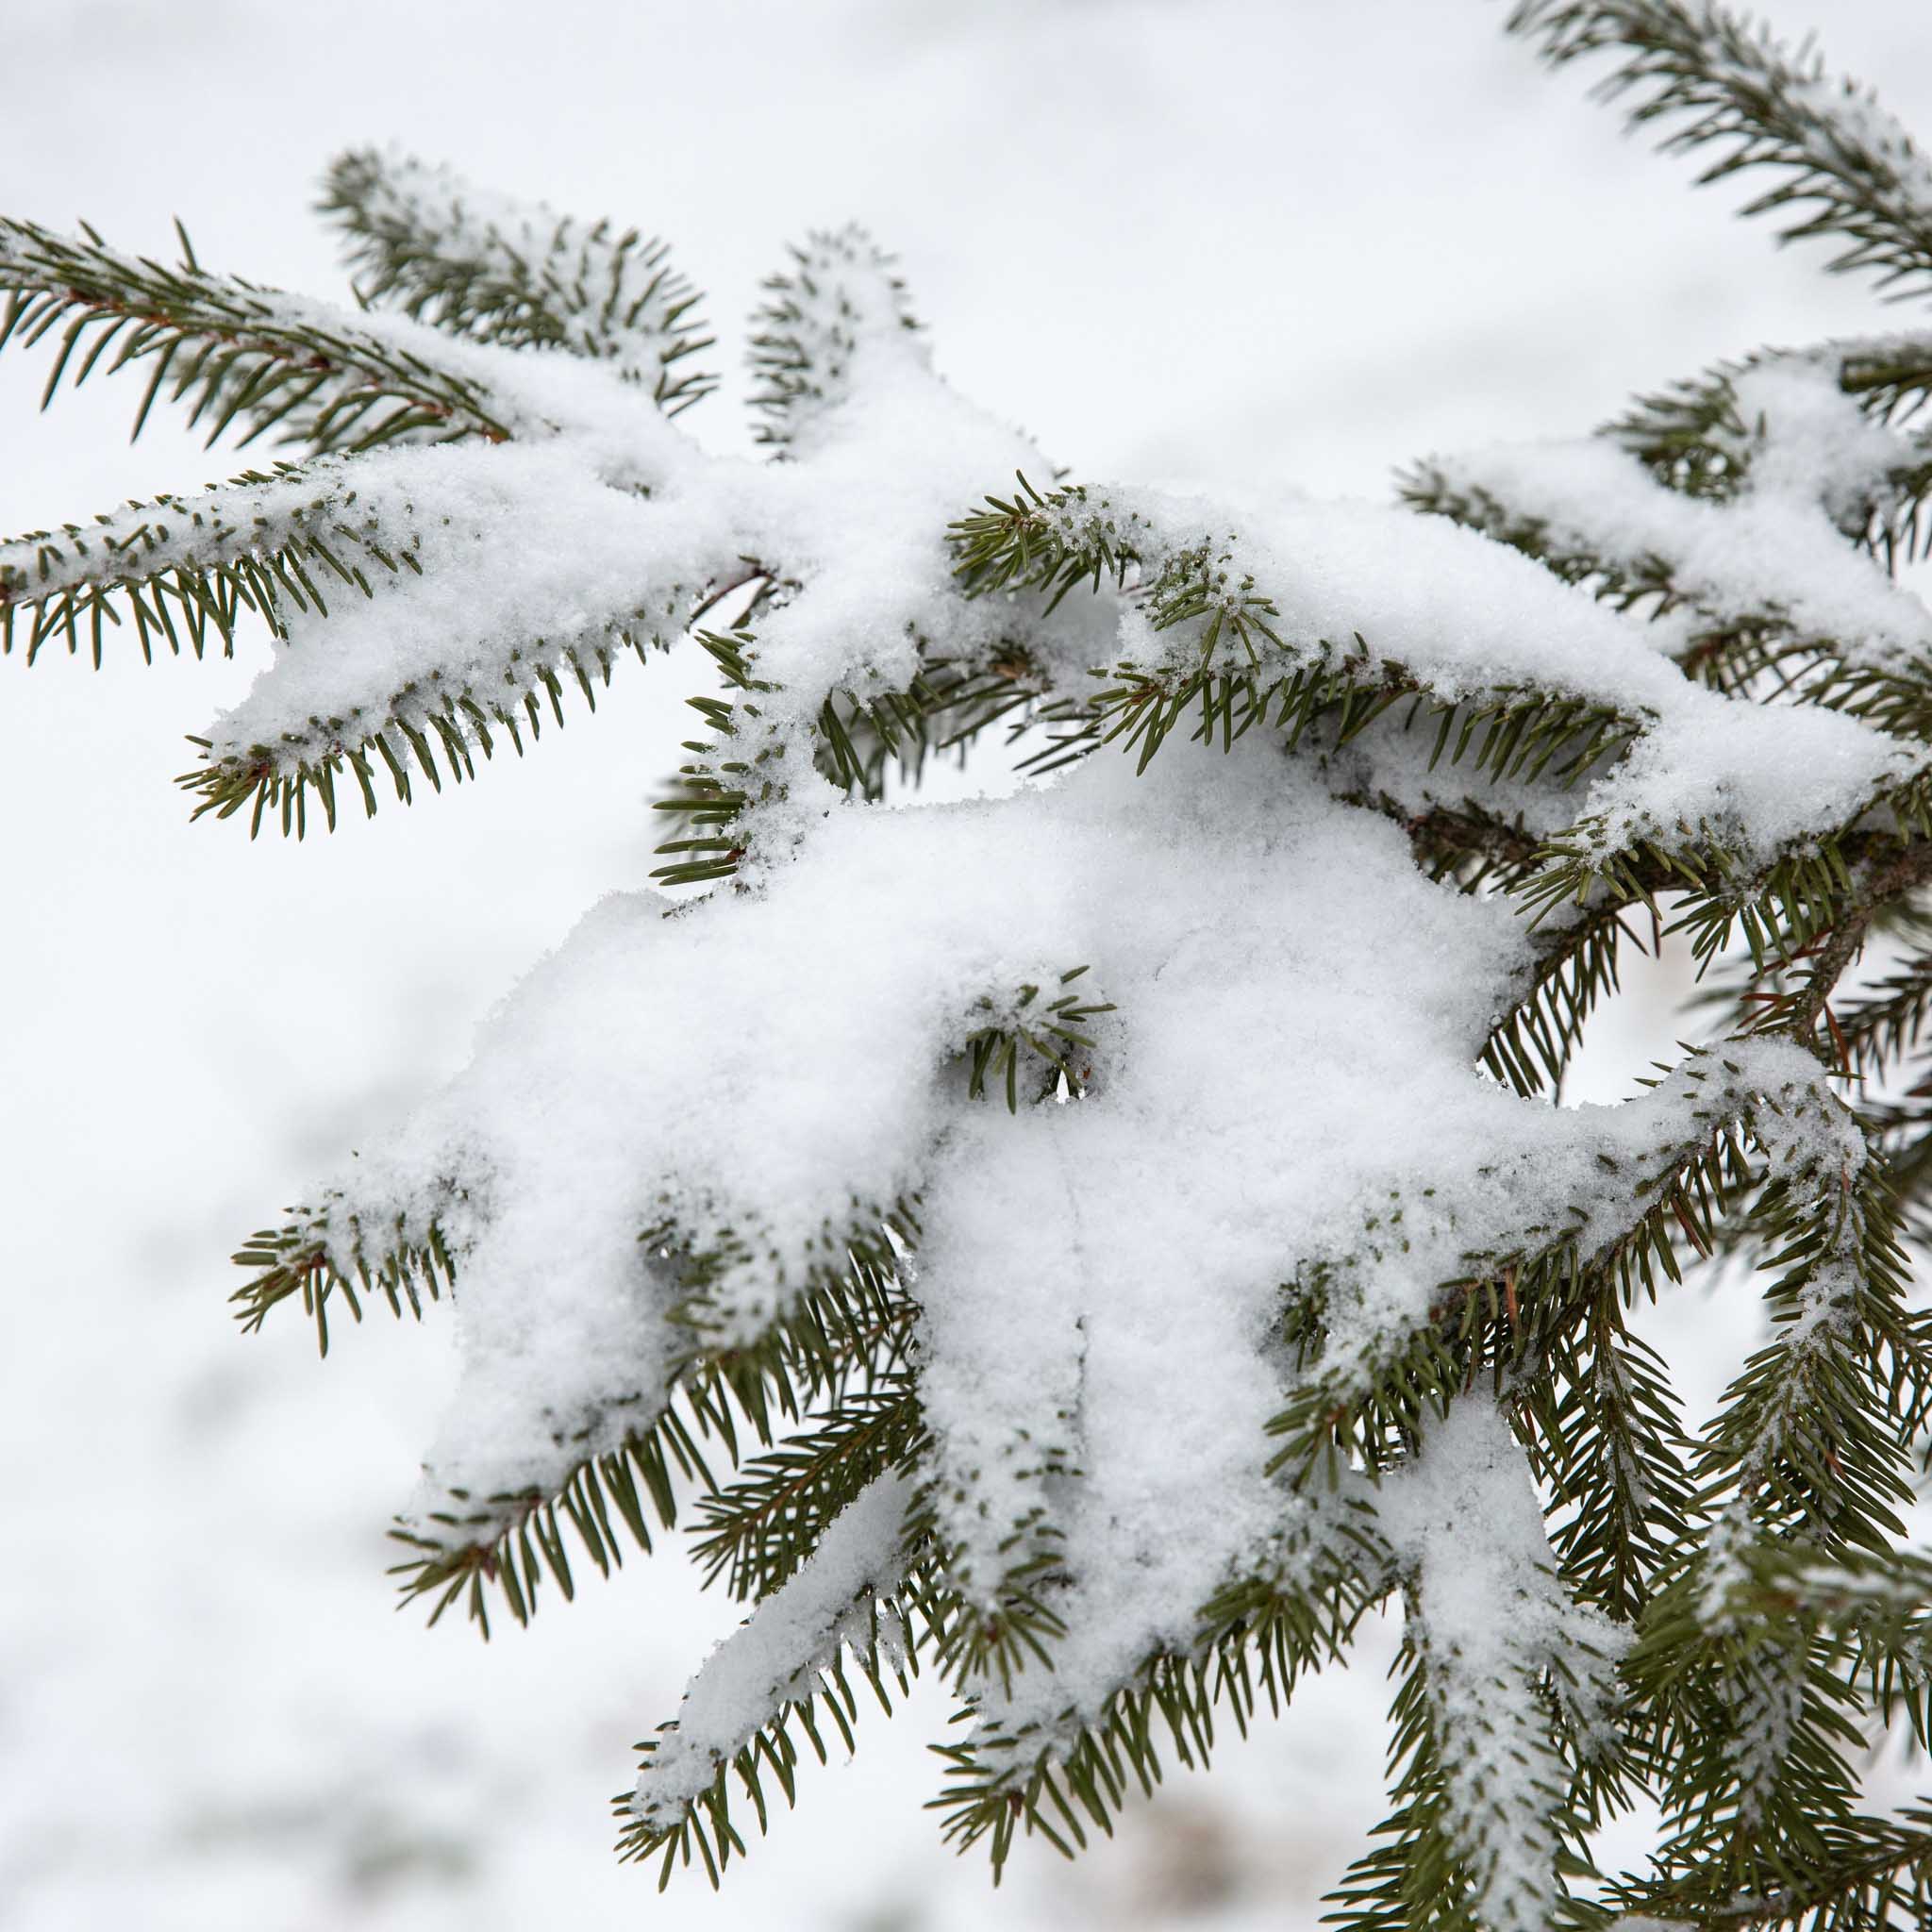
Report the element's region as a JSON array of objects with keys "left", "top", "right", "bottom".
[{"left": 3, "top": 2, "right": 1930, "bottom": 1925}]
